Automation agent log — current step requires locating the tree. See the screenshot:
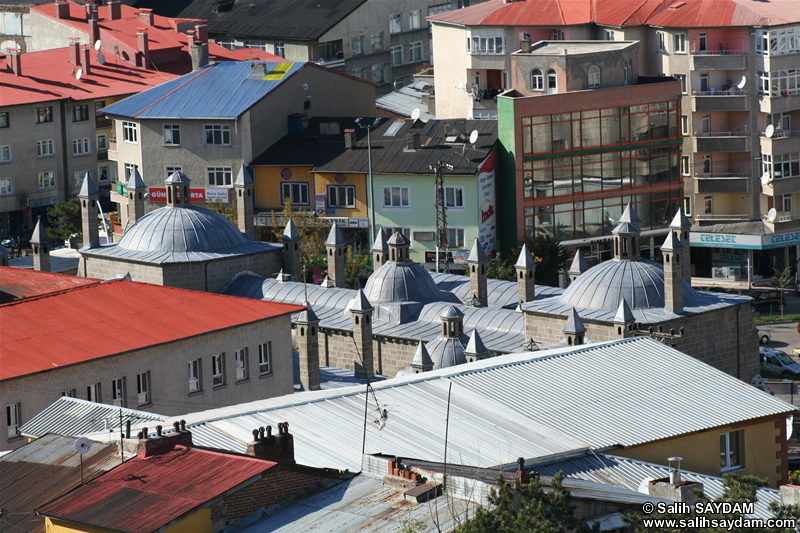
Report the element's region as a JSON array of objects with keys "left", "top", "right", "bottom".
[
  {"left": 46, "top": 198, "right": 82, "bottom": 243},
  {"left": 524, "top": 234, "right": 567, "bottom": 287},
  {"left": 344, "top": 246, "right": 373, "bottom": 289},
  {"left": 206, "top": 198, "right": 237, "bottom": 225},
  {"left": 456, "top": 471, "right": 599, "bottom": 533},
  {"left": 487, "top": 254, "right": 515, "bottom": 282},
  {"left": 270, "top": 199, "right": 326, "bottom": 269},
  {"left": 773, "top": 266, "right": 793, "bottom": 318}
]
